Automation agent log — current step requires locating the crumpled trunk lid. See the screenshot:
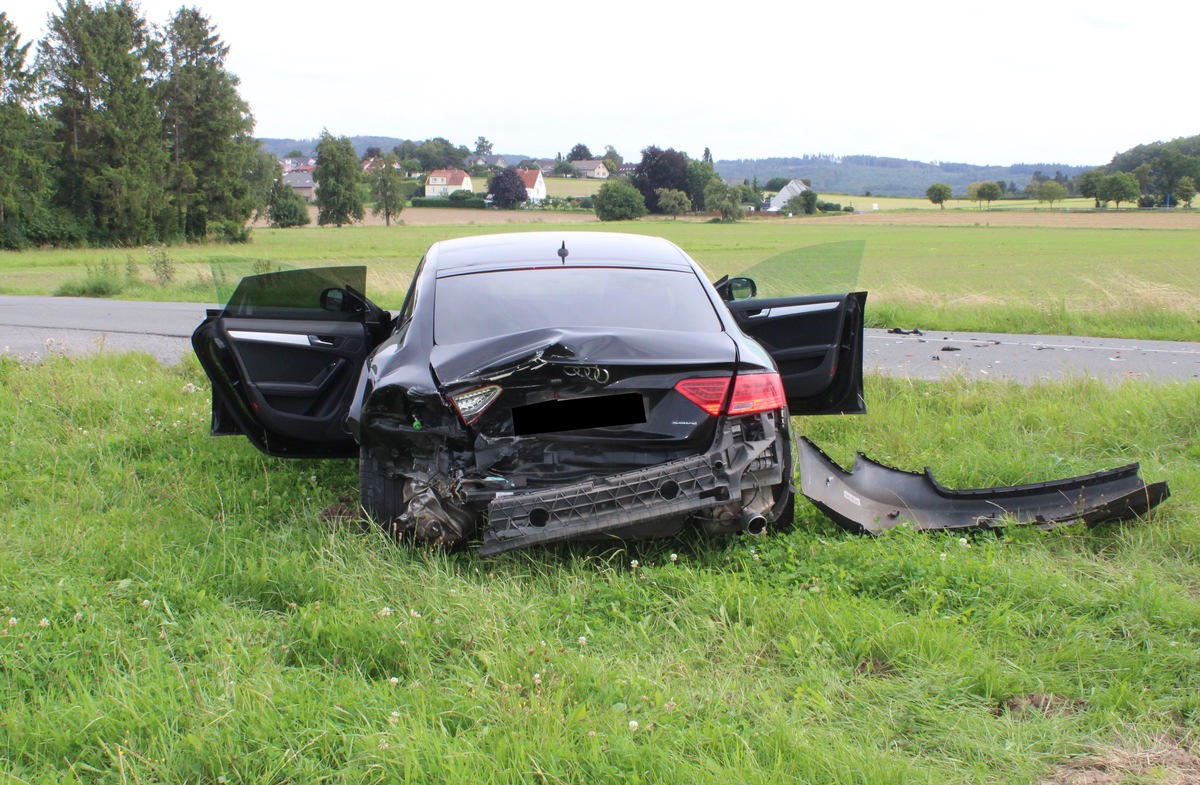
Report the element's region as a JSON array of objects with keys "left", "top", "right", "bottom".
[{"left": 429, "top": 328, "right": 742, "bottom": 485}]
